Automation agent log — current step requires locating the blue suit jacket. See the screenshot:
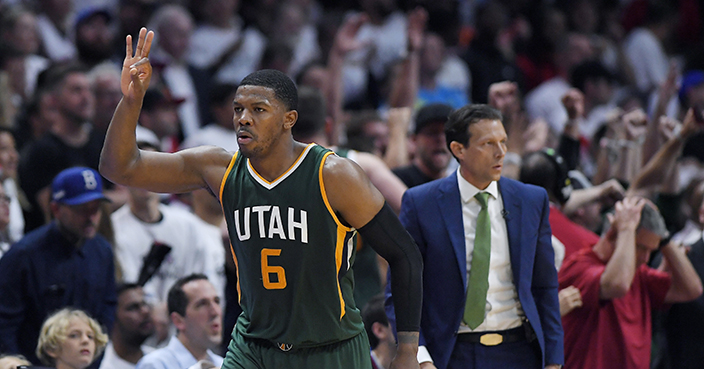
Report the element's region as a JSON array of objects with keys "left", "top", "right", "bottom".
[{"left": 386, "top": 173, "right": 564, "bottom": 369}]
